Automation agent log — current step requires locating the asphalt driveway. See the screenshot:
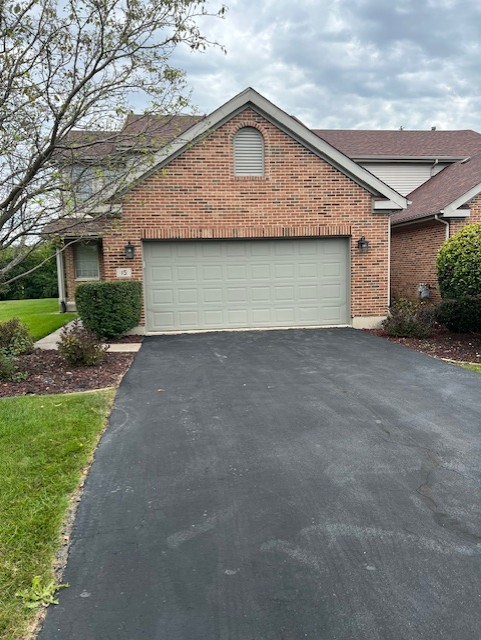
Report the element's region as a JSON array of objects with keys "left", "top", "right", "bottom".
[{"left": 39, "top": 329, "right": 481, "bottom": 639}]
